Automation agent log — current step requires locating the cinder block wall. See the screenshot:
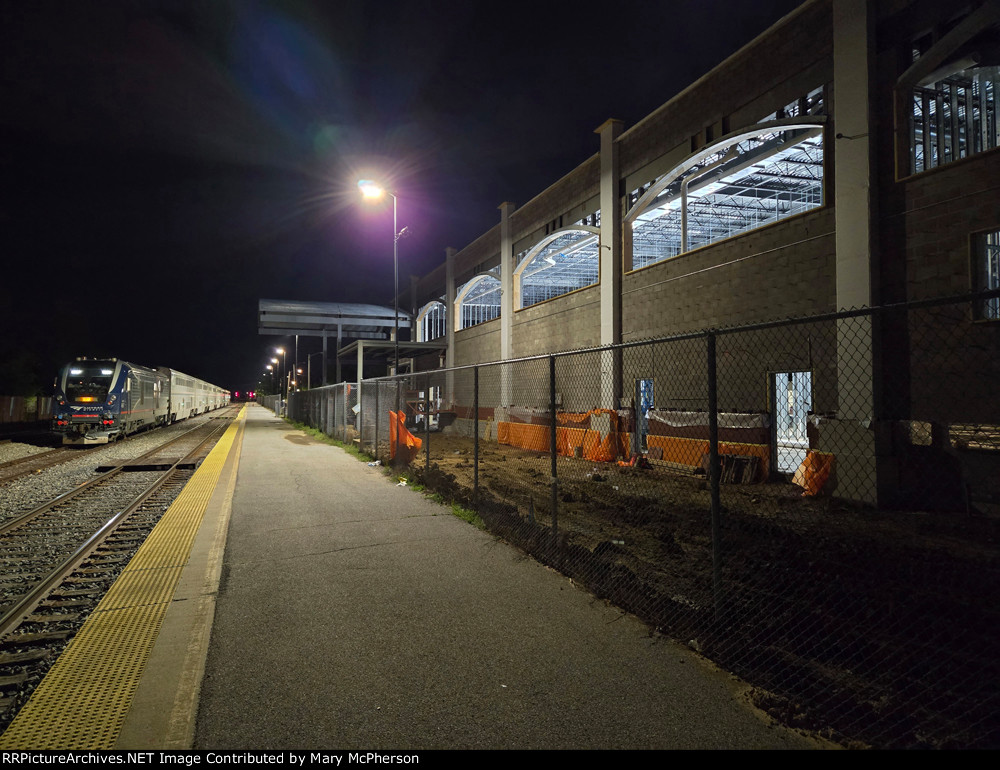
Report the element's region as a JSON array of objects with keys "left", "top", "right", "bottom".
[
  {"left": 512, "top": 284, "right": 601, "bottom": 357},
  {"left": 892, "top": 152, "right": 1000, "bottom": 303},
  {"left": 509, "top": 157, "right": 601, "bottom": 244},
  {"left": 622, "top": 207, "right": 837, "bottom": 342},
  {"left": 454, "top": 319, "right": 500, "bottom": 367},
  {"left": 873, "top": 0, "right": 1000, "bottom": 427},
  {"left": 619, "top": 0, "right": 832, "bottom": 184},
  {"left": 884, "top": 152, "right": 1000, "bottom": 425}
]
